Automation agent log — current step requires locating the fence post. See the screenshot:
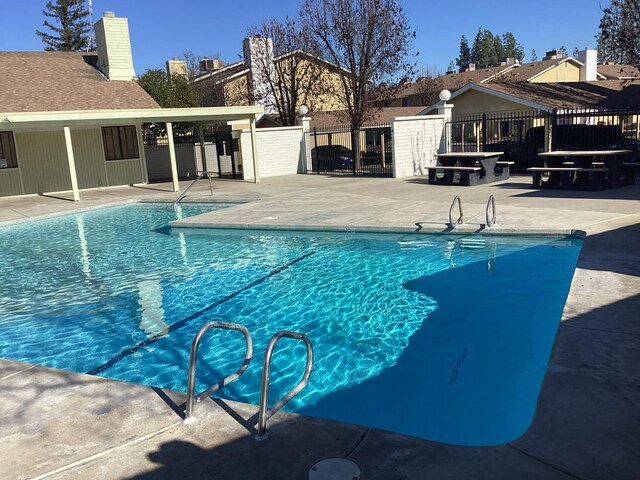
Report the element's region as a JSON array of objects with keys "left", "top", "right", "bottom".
[
  {"left": 548, "top": 108, "right": 558, "bottom": 152},
  {"left": 351, "top": 123, "right": 358, "bottom": 175},
  {"left": 481, "top": 113, "right": 487, "bottom": 151},
  {"left": 313, "top": 127, "right": 318, "bottom": 173}
]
